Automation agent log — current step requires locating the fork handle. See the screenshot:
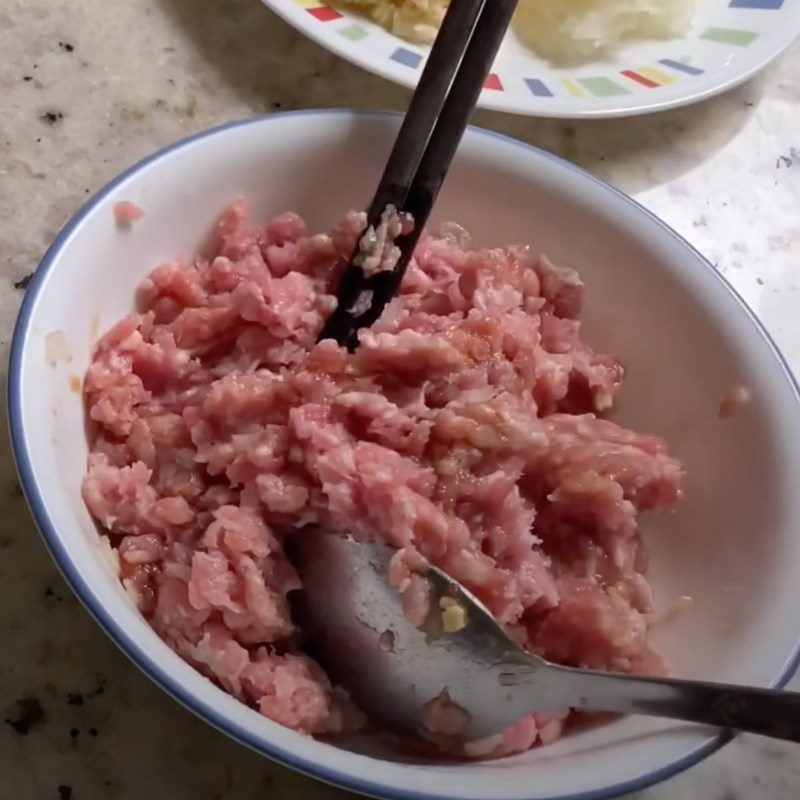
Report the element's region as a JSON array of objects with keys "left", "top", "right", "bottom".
[{"left": 531, "top": 662, "right": 800, "bottom": 742}]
